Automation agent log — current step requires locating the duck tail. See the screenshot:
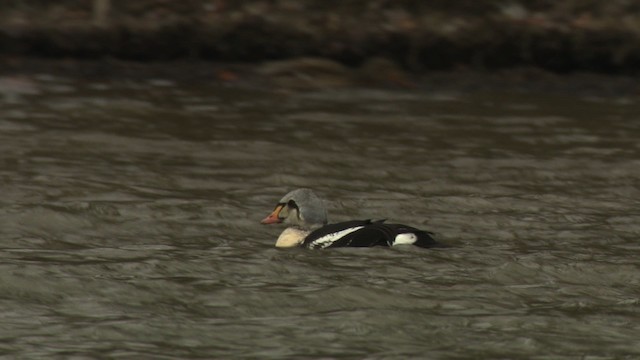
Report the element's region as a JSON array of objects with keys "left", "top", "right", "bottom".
[{"left": 412, "top": 230, "right": 440, "bottom": 248}]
